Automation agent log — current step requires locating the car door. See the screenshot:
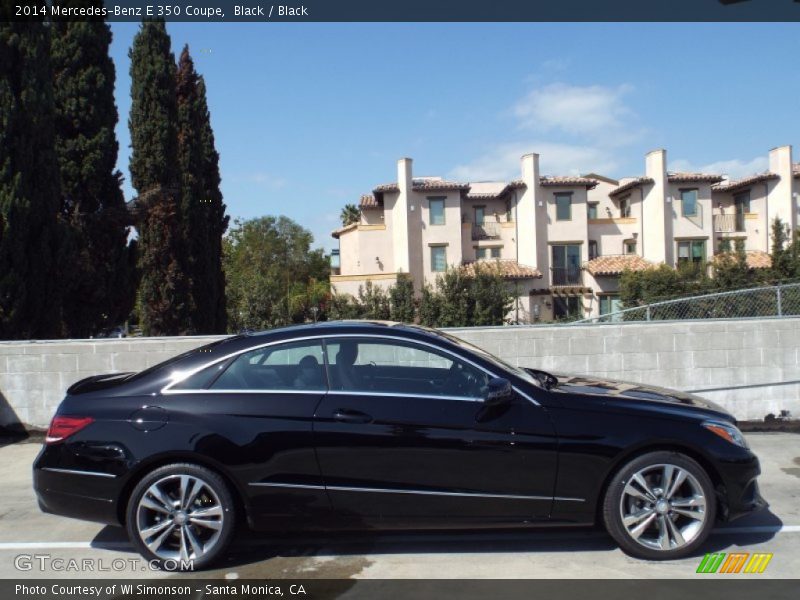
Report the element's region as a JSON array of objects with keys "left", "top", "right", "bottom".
[
  {"left": 312, "top": 335, "right": 558, "bottom": 524},
  {"left": 165, "top": 339, "right": 331, "bottom": 527}
]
